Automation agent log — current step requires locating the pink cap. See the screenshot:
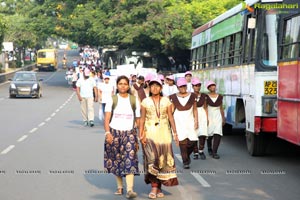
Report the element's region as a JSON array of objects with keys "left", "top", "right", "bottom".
[
  {"left": 149, "top": 77, "right": 162, "bottom": 86},
  {"left": 206, "top": 80, "right": 216, "bottom": 89},
  {"left": 177, "top": 77, "right": 187, "bottom": 87},
  {"left": 192, "top": 77, "right": 201, "bottom": 85},
  {"left": 84, "top": 68, "right": 90, "bottom": 76},
  {"left": 185, "top": 71, "right": 192, "bottom": 77},
  {"left": 145, "top": 73, "right": 154, "bottom": 82},
  {"left": 166, "top": 75, "right": 174, "bottom": 81},
  {"left": 158, "top": 74, "right": 165, "bottom": 81}
]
